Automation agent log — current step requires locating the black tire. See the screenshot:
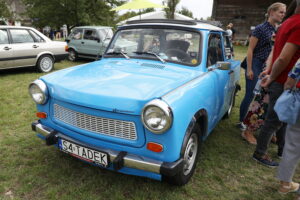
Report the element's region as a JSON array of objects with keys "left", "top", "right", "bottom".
[
  {"left": 223, "top": 87, "right": 236, "bottom": 119},
  {"left": 164, "top": 124, "right": 201, "bottom": 186},
  {"left": 36, "top": 55, "right": 54, "bottom": 73},
  {"left": 68, "top": 49, "right": 77, "bottom": 61}
]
